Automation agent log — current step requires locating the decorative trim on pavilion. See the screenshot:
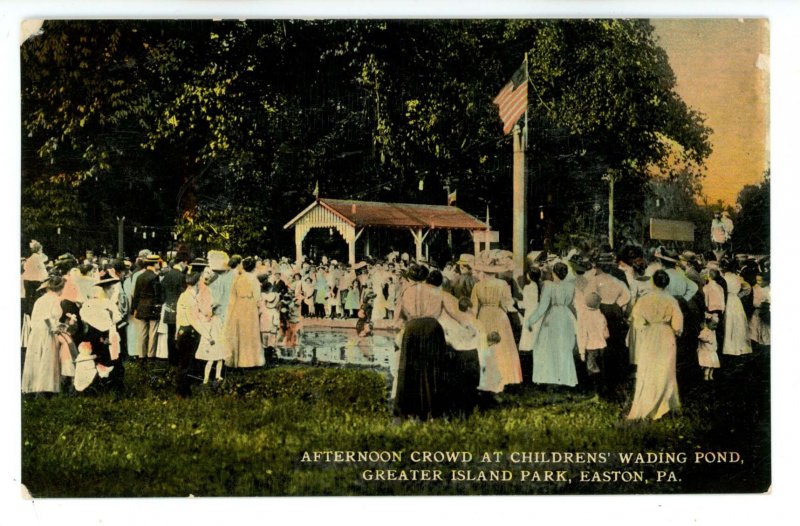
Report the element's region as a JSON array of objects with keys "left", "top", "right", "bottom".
[{"left": 284, "top": 198, "right": 488, "bottom": 264}]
